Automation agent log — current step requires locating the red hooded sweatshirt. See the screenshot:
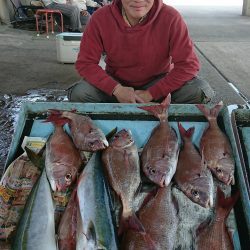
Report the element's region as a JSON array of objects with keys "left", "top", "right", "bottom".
[{"left": 75, "top": 0, "right": 200, "bottom": 100}]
